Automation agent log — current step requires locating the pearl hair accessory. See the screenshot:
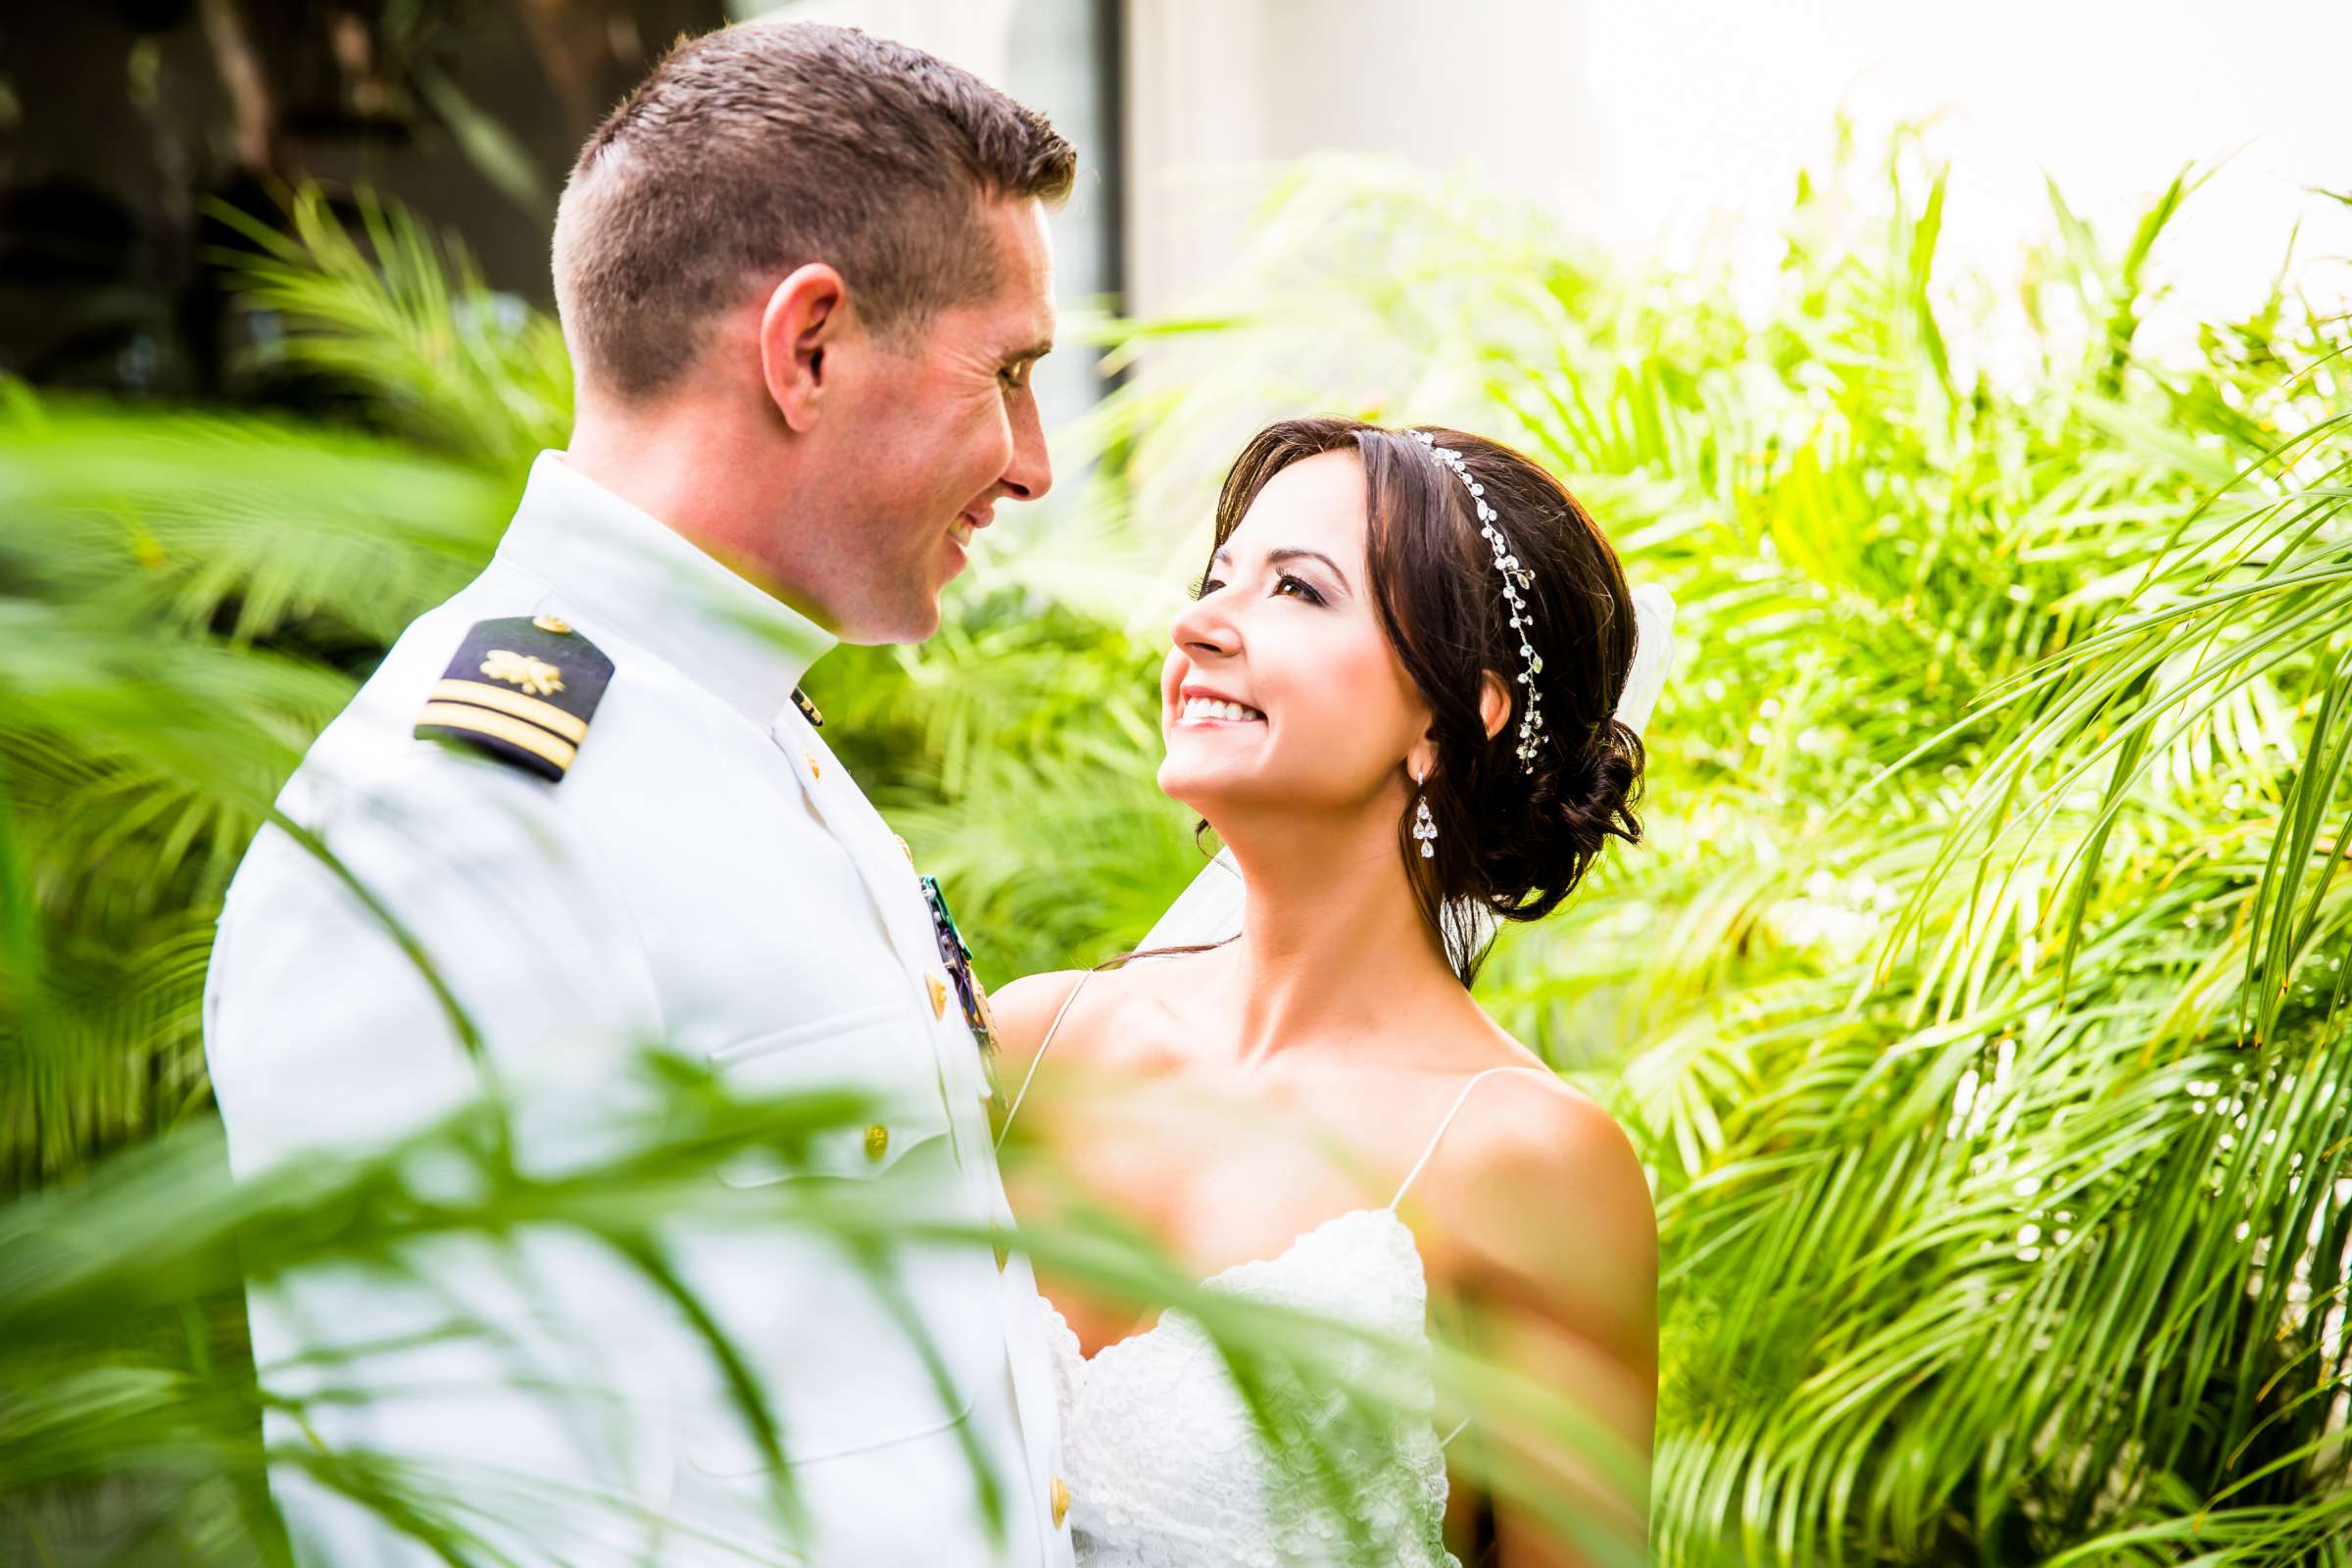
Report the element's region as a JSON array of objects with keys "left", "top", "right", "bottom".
[{"left": 1408, "top": 429, "right": 1544, "bottom": 773}]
